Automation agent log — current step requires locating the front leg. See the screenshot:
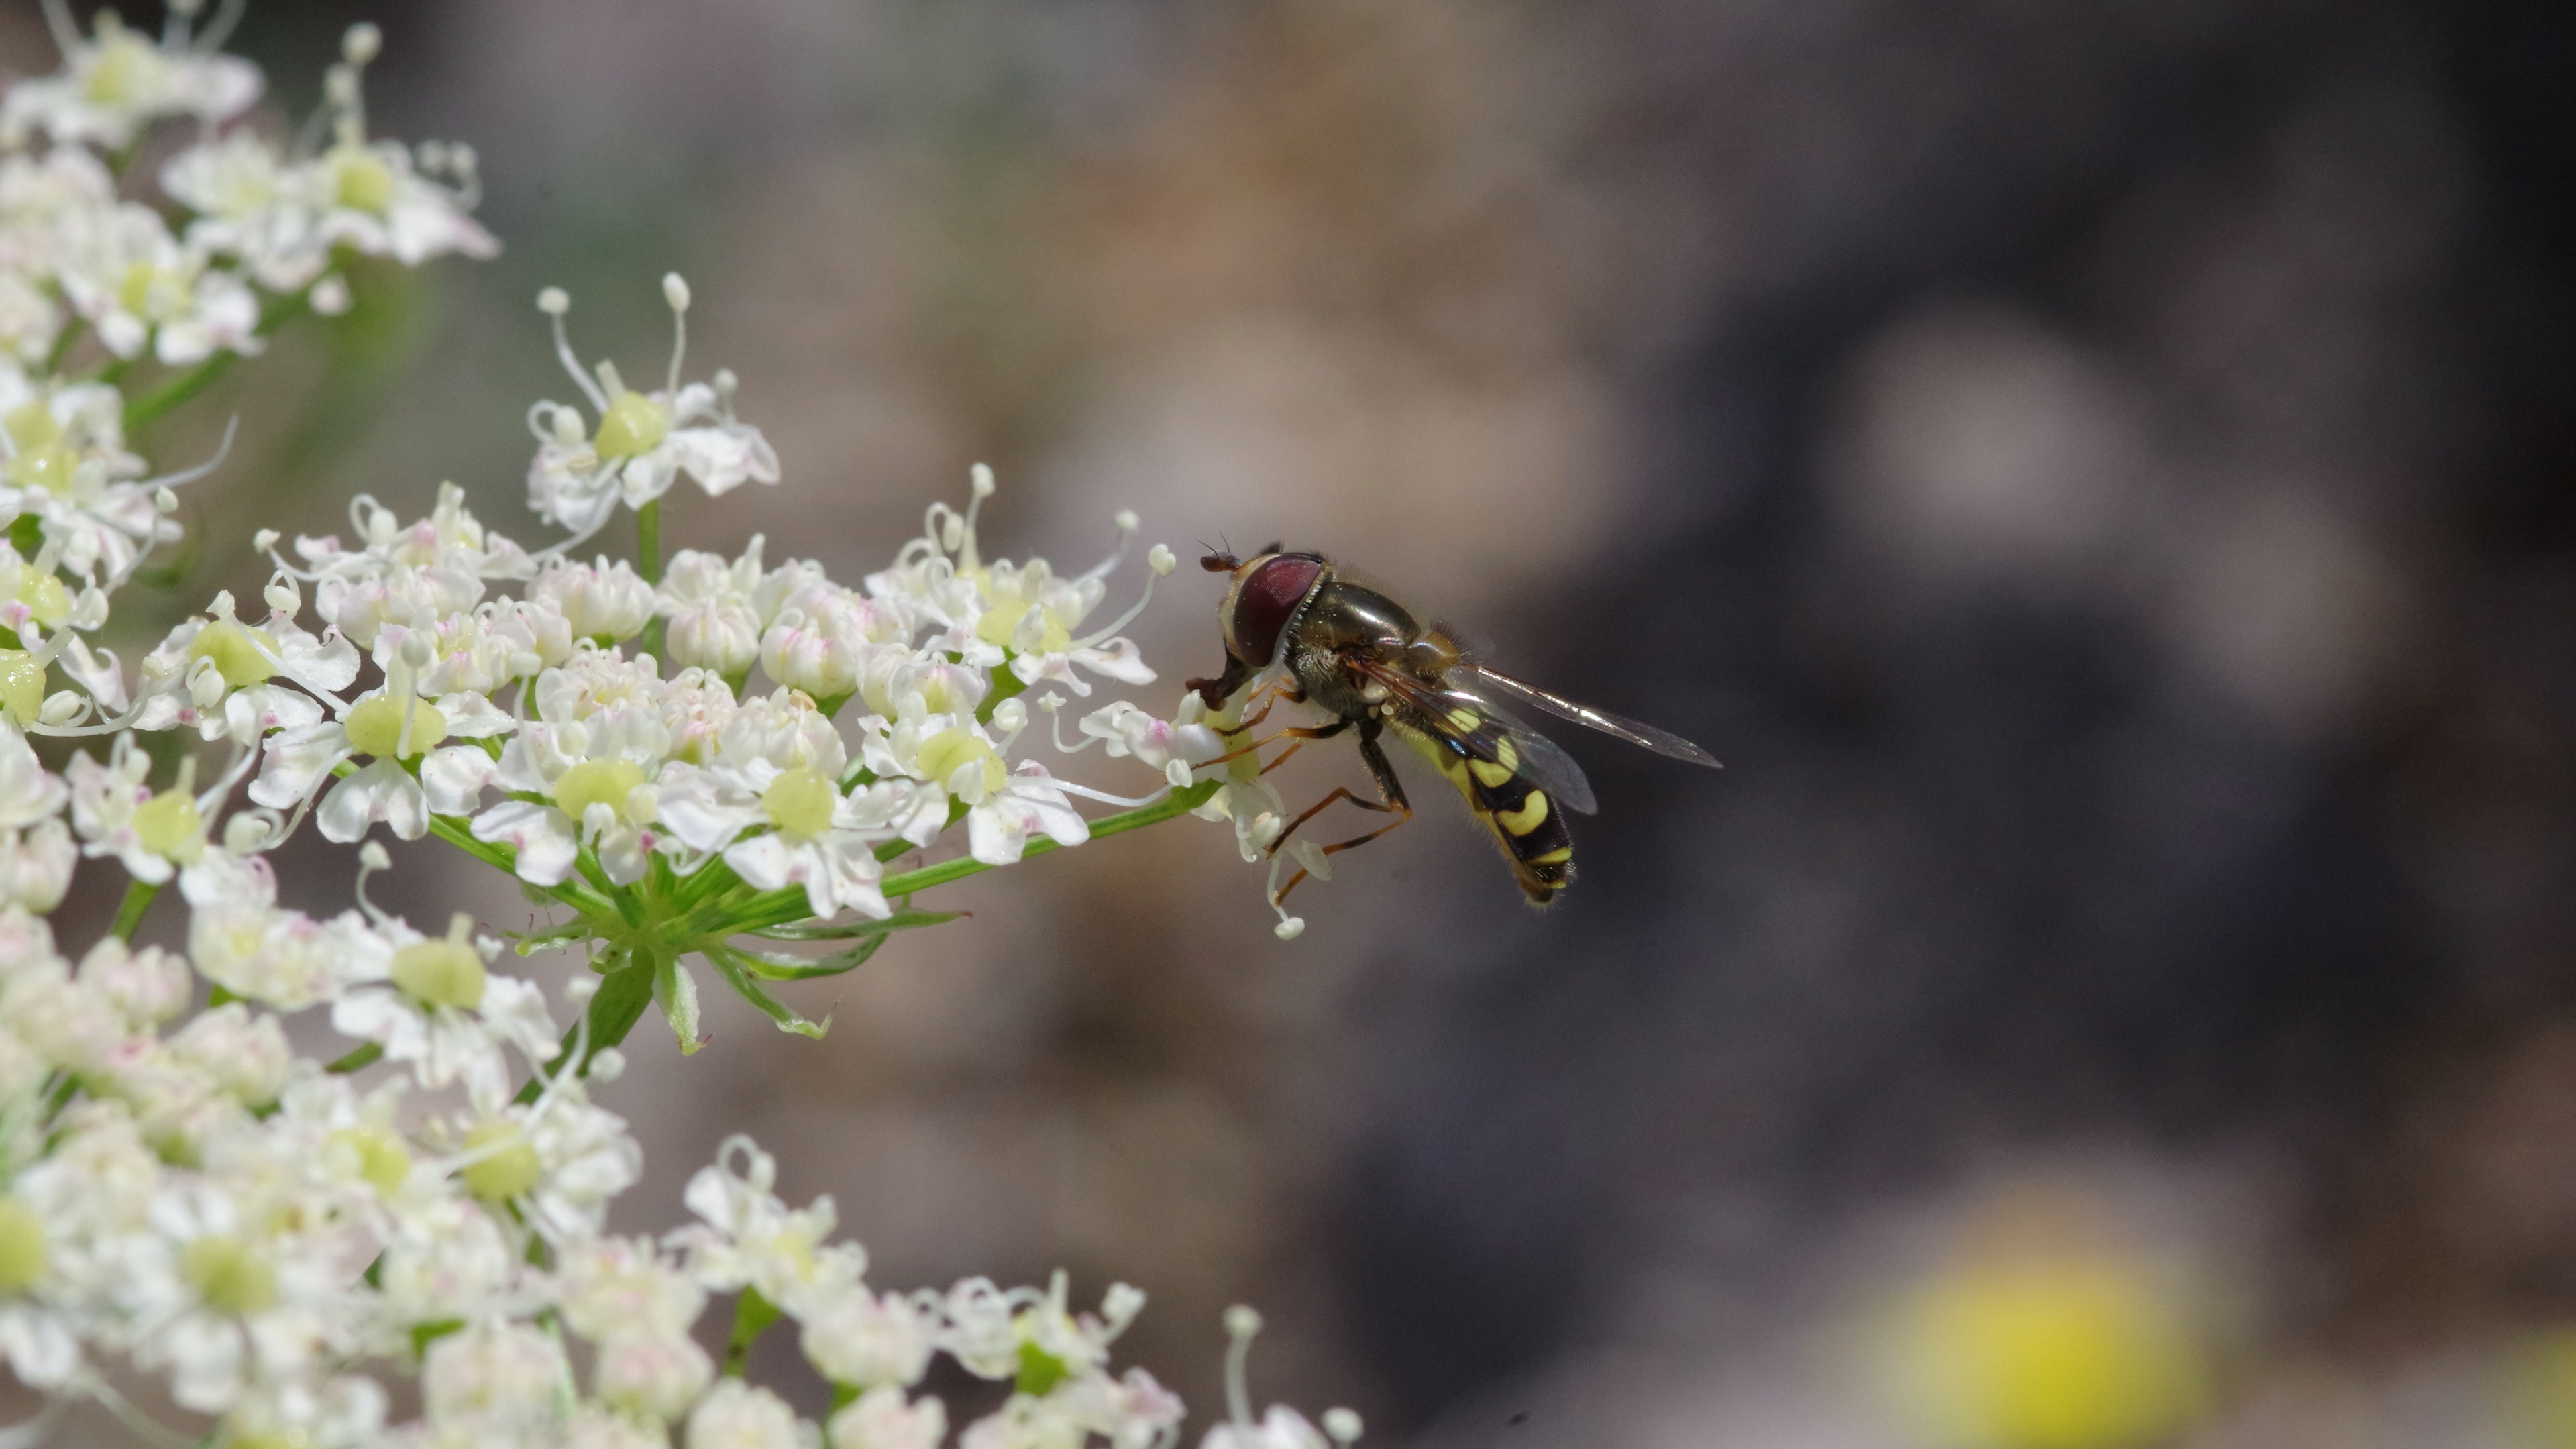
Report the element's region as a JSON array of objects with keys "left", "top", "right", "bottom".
[{"left": 1186, "top": 651, "right": 1252, "bottom": 711}]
